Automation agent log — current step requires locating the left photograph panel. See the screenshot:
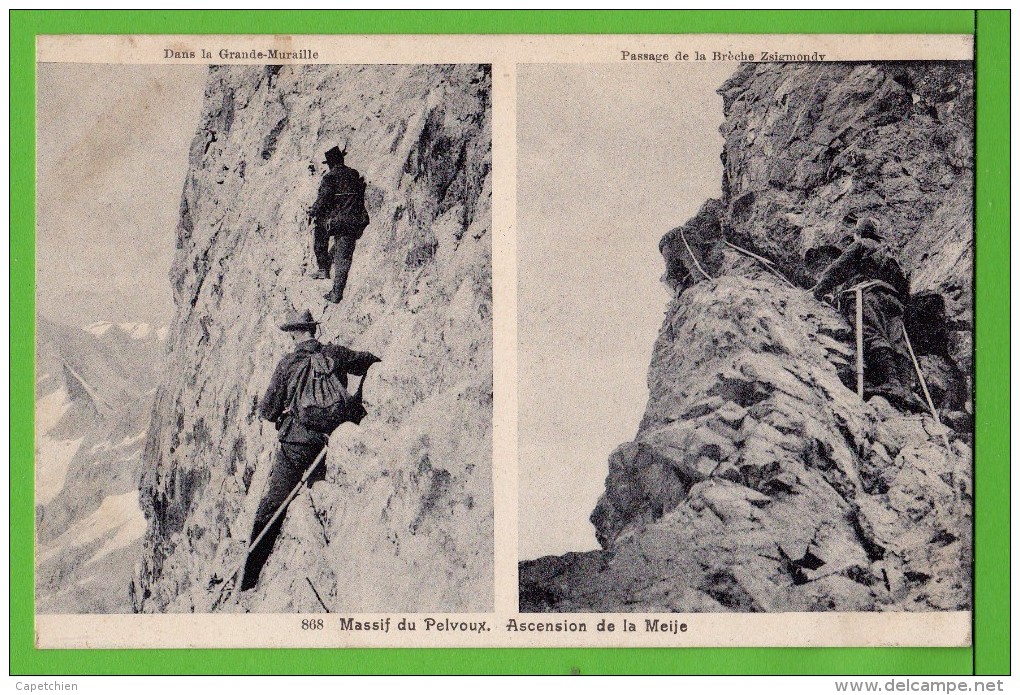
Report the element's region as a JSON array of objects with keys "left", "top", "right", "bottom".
[{"left": 35, "top": 62, "right": 494, "bottom": 614}]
